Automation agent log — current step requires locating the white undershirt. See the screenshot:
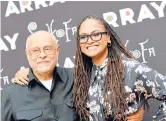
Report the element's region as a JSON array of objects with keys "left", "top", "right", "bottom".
[{"left": 40, "top": 79, "right": 53, "bottom": 91}]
